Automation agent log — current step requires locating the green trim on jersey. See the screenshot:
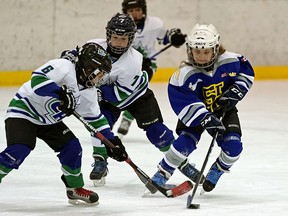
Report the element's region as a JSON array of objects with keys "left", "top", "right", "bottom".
[
  {"left": 112, "top": 71, "right": 149, "bottom": 108},
  {"left": 8, "top": 98, "right": 41, "bottom": 121},
  {"left": 31, "top": 73, "right": 50, "bottom": 89}
]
